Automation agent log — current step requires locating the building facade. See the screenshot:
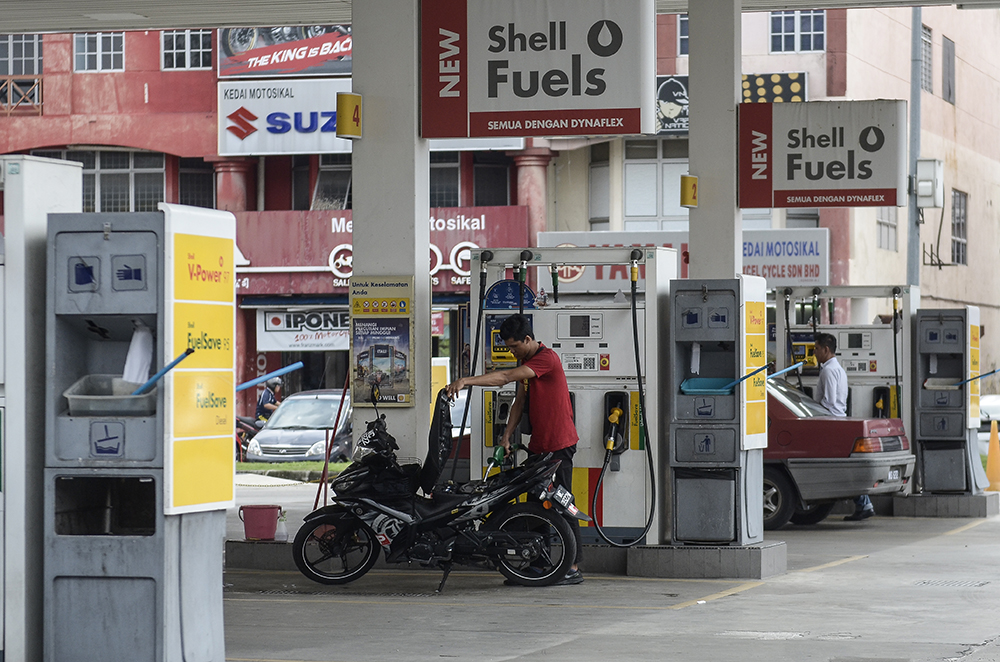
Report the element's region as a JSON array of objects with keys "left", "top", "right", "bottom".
[{"left": 2, "top": 8, "right": 999, "bottom": 408}]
